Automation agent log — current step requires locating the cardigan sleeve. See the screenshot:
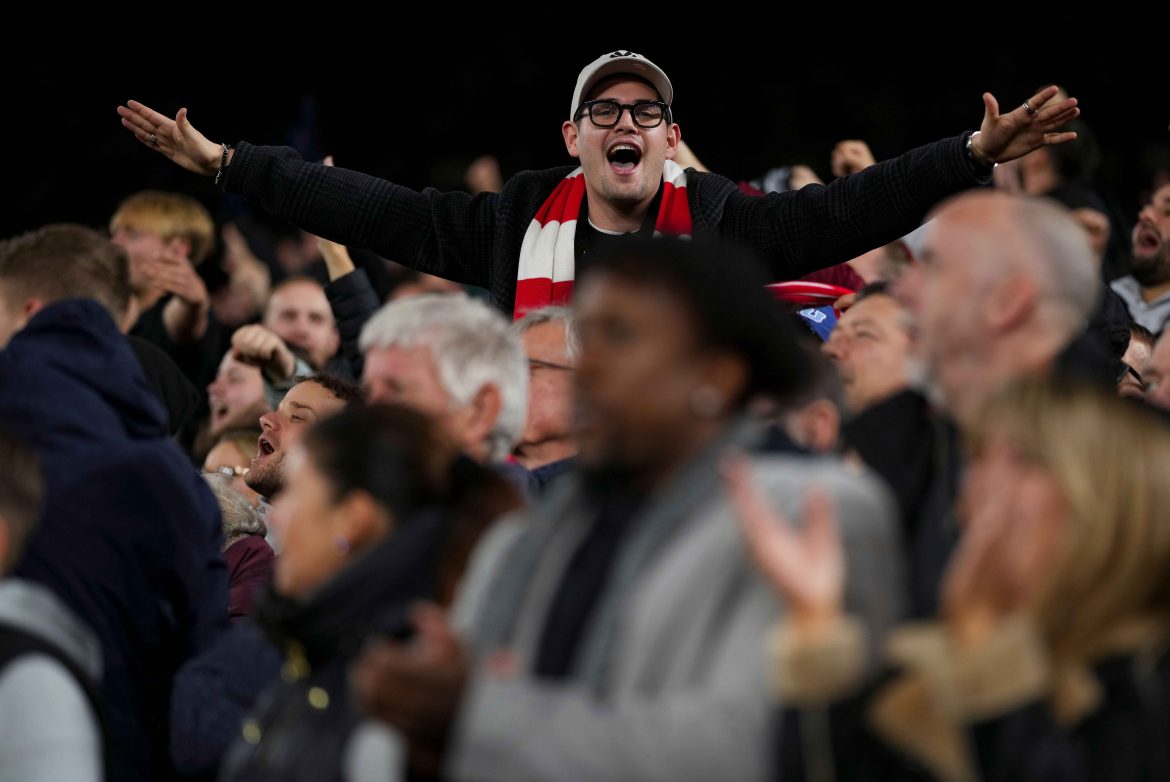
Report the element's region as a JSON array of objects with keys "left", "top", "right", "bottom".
[
  {"left": 223, "top": 143, "right": 499, "bottom": 289},
  {"left": 325, "top": 268, "right": 383, "bottom": 377},
  {"left": 718, "top": 134, "right": 984, "bottom": 281}
]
